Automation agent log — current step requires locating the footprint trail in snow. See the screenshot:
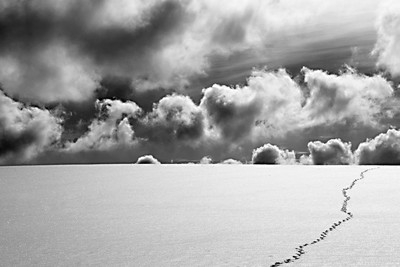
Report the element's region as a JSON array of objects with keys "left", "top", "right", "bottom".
[{"left": 270, "top": 168, "right": 379, "bottom": 267}]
